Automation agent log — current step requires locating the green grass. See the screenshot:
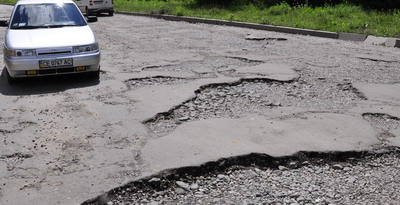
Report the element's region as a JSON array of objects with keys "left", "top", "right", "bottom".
[
  {"left": 1, "top": 0, "right": 399, "bottom": 38},
  {"left": 114, "top": 0, "right": 400, "bottom": 38},
  {"left": 0, "top": 0, "right": 15, "bottom": 4}
]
